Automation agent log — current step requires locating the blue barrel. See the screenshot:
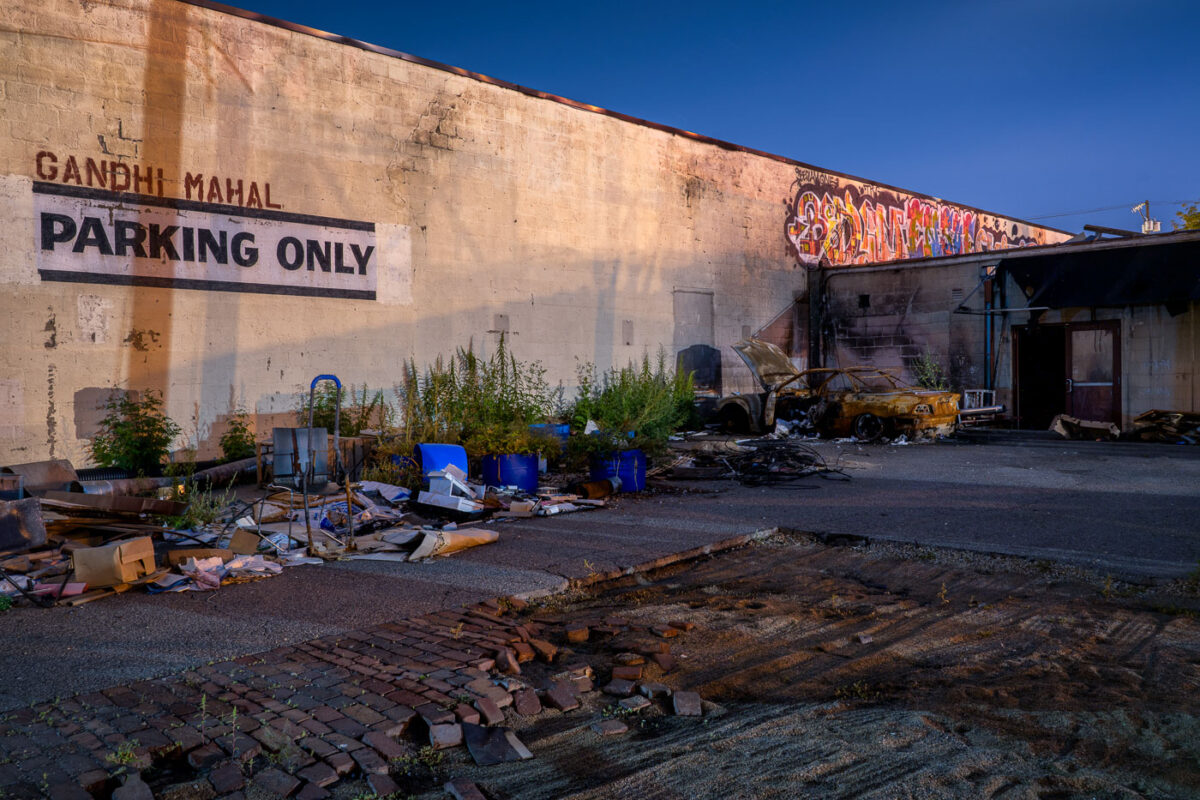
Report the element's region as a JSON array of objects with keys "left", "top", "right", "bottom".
[
  {"left": 589, "top": 448, "right": 646, "bottom": 492},
  {"left": 413, "top": 443, "right": 468, "bottom": 476},
  {"left": 529, "top": 423, "right": 570, "bottom": 446},
  {"left": 481, "top": 453, "right": 539, "bottom": 493}
]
